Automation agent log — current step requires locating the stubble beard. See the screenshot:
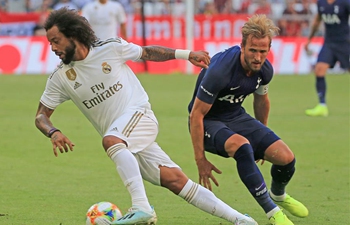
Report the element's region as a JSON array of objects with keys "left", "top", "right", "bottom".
[{"left": 62, "top": 40, "right": 76, "bottom": 65}]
